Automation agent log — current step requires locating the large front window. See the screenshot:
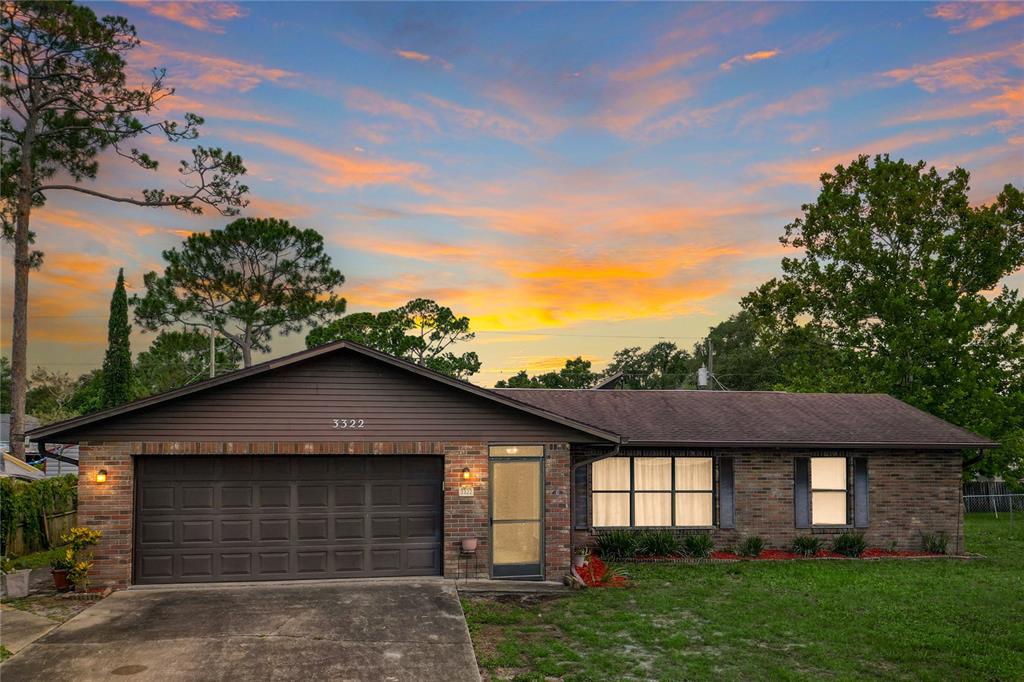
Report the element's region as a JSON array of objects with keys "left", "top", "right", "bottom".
[
  {"left": 811, "top": 457, "right": 847, "bottom": 525},
  {"left": 592, "top": 457, "right": 713, "bottom": 527}
]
